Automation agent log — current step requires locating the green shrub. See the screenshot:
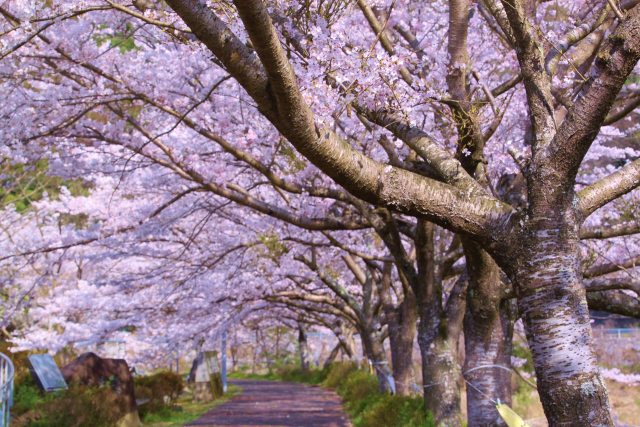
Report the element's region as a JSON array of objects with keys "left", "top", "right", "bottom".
[
  {"left": 359, "top": 395, "right": 434, "bottom": 427},
  {"left": 12, "top": 376, "right": 46, "bottom": 416},
  {"left": 512, "top": 380, "right": 535, "bottom": 416},
  {"left": 275, "top": 365, "right": 328, "bottom": 384},
  {"left": 0, "top": 343, "right": 32, "bottom": 390},
  {"left": 337, "top": 369, "right": 379, "bottom": 414},
  {"left": 134, "top": 370, "right": 184, "bottom": 416},
  {"left": 13, "top": 384, "right": 128, "bottom": 427},
  {"left": 323, "top": 362, "right": 359, "bottom": 388},
  {"left": 512, "top": 343, "right": 535, "bottom": 374},
  {"left": 324, "top": 363, "right": 433, "bottom": 427}
]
